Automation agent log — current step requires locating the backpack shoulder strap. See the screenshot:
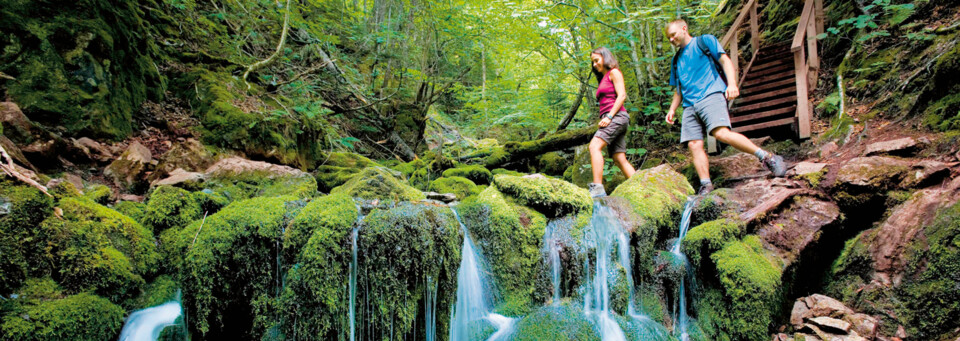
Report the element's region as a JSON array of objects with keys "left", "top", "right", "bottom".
[{"left": 696, "top": 36, "right": 719, "bottom": 62}]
